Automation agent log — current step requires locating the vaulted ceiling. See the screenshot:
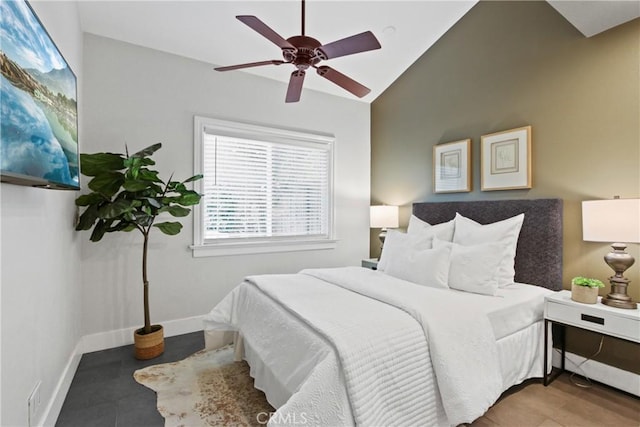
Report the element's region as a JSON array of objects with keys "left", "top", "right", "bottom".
[{"left": 78, "top": 1, "right": 639, "bottom": 103}]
